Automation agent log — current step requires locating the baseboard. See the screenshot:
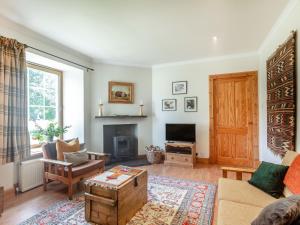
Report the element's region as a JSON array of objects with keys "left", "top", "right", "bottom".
[{"left": 196, "top": 157, "right": 210, "bottom": 164}]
